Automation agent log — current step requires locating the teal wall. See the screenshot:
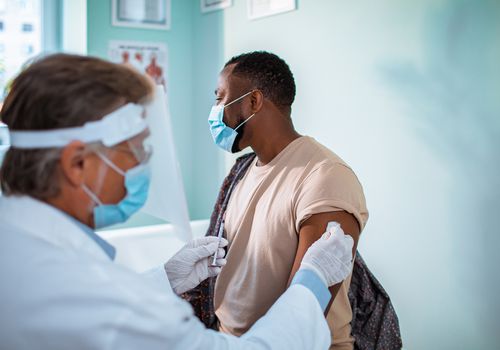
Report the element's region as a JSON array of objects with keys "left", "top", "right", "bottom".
[
  {"left": 42, "top": 0, "right": 62, "bottom": 53},
  {"left": 87, "top": 0, "right": 223, "bottom": 220},
  {"left": 190, "top": 4, "right": 226, "bottom": 221}
]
